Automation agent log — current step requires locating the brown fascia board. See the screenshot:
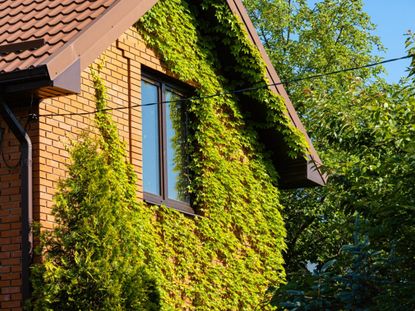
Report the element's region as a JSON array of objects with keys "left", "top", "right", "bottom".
[
  {"left": 226, "top": 0, "right": 327, "bottom": 187},
  {"left": 41, "top": 0, "right": 159, "bottom": 81}
]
